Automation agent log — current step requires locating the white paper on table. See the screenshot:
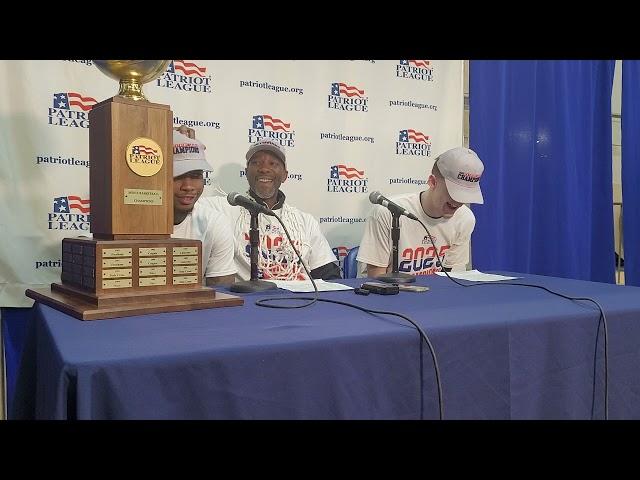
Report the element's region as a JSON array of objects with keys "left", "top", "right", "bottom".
[
  {"left": 271, "top": 279, "right": 355, "bottom": 292},
  {"left": 435, "top": 269, "right": 520, "bottom": 282}
]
